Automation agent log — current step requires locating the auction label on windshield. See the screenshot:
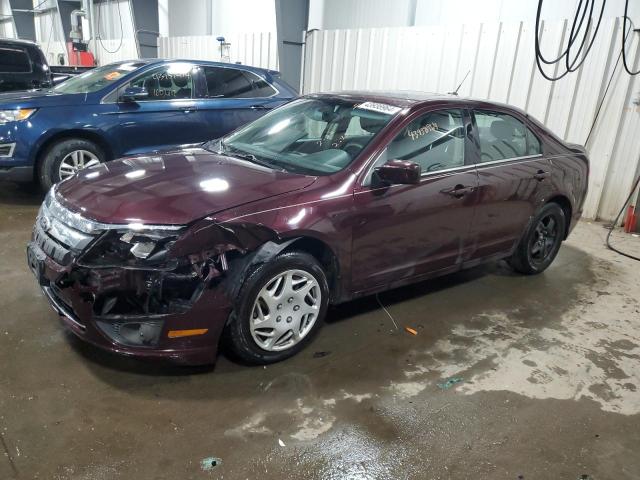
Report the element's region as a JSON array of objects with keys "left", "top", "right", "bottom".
[{"left": 355, "top": 102, "right": 402, "bottom": 115}]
